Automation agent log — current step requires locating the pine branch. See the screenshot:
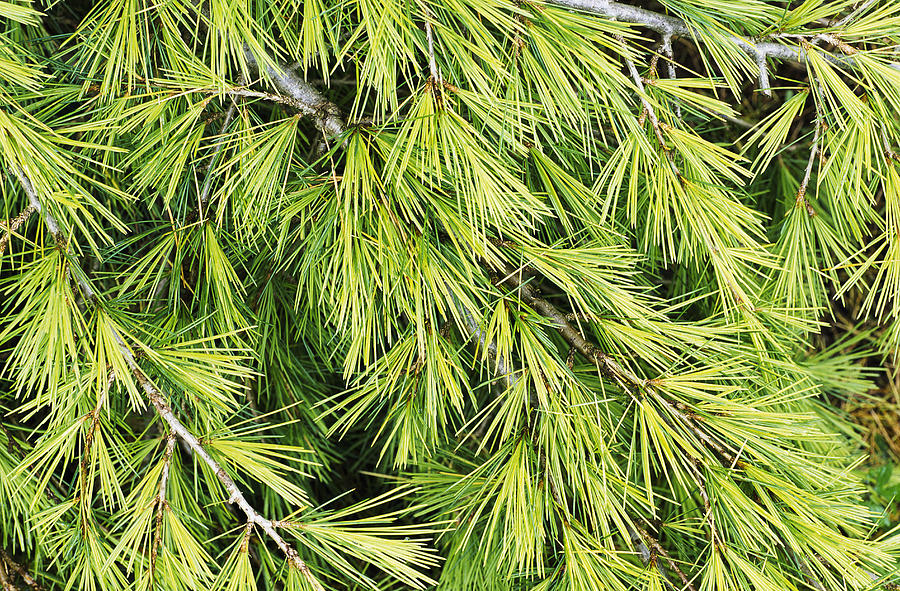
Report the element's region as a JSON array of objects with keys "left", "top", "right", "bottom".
[
  {"left": 453, "top": 291, "right": 697, "bottom": 590},
  {"left": 548, "top": 0, "right": 900, "bottom": 72},
  {"left": 496, "top": 265, "right": 739, "bottom": 466},
  {"left": 14, "top": 170, "right": 327, "bottom": 591},
  {"left": 490, "top": 263, "right": 863, "bottom": 588}
]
